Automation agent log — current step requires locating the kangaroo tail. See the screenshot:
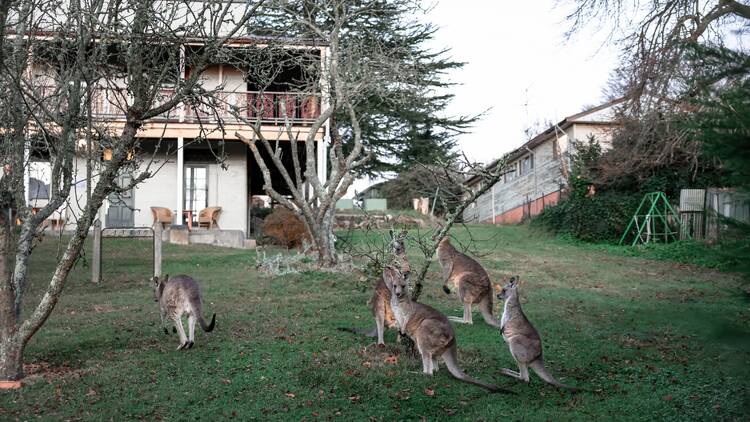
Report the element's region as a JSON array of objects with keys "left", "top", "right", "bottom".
[
  {"left": 479, "top": 296, "right": 501, "bottom": 328},
  {"left": 443, "top": 345, "right": 514, "bottom": 394},
  {"left": 337, "top": 326, "right": 377, "bottom": 338},
  {"left": 529, "top": 358, "right": 580, "bottom": 392},
  {"left": 199, "top": 313, "right": 216, "bottom": 332}
]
